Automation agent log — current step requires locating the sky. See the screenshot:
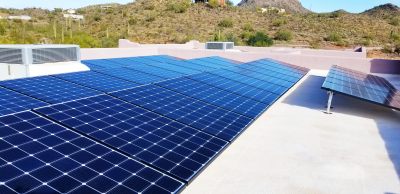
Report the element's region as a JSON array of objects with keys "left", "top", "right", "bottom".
[{"left": 1, "top": 0, "right": 400, "bottom": 13}]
